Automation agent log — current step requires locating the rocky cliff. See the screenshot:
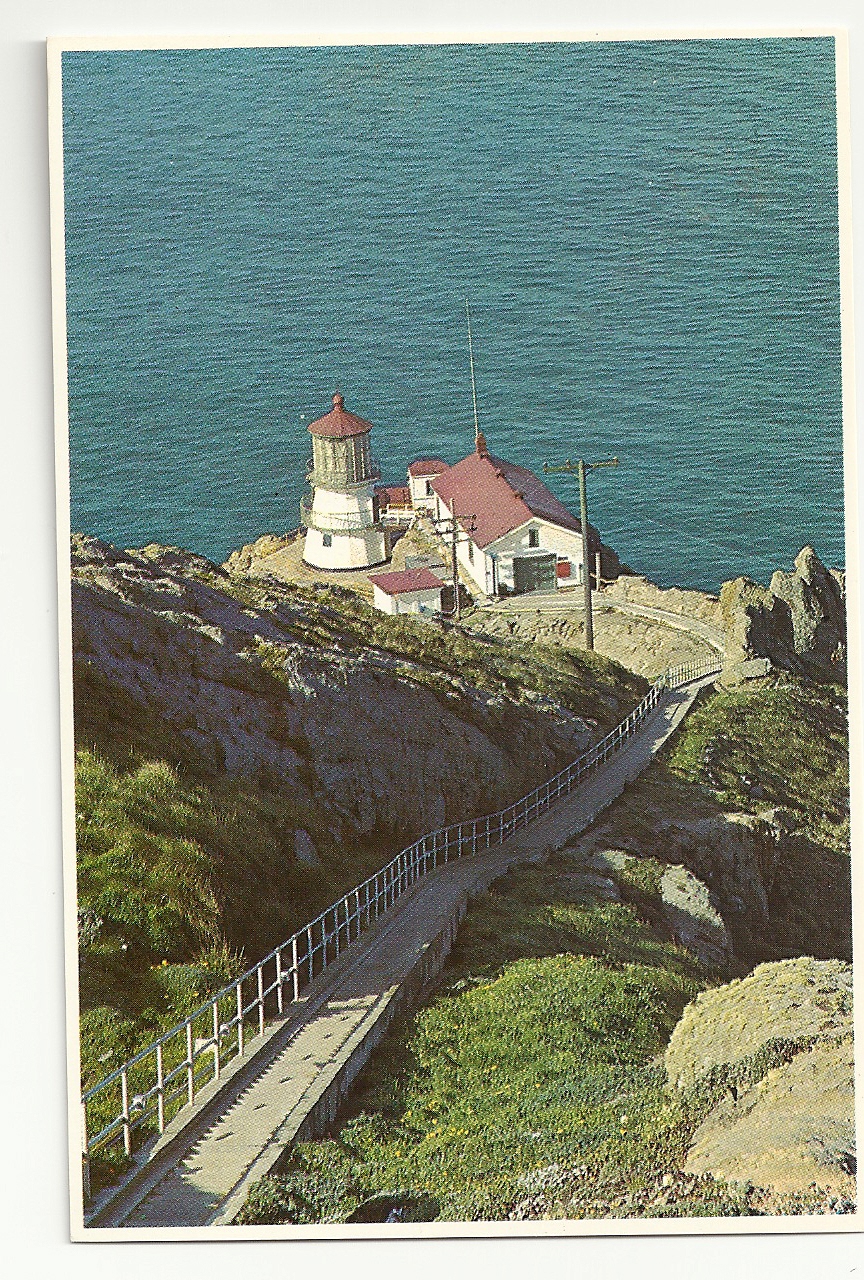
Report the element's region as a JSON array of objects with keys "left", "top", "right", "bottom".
[{"left": 72, "top": 535, "right": 642, "bottom": 863}]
